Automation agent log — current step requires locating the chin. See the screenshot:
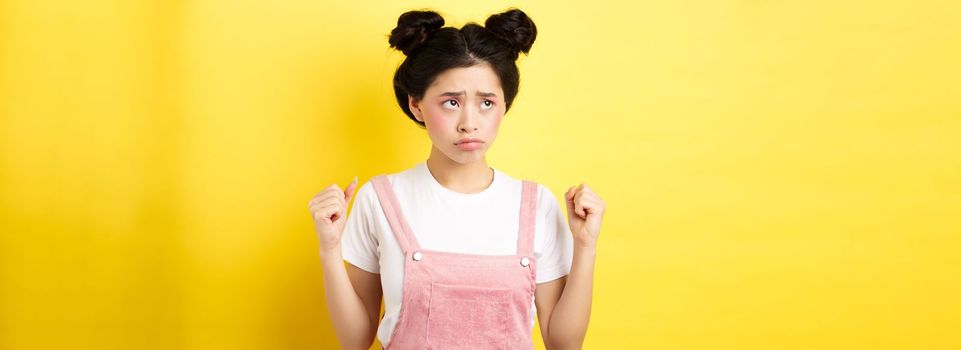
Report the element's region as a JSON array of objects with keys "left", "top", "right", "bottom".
[{"left": 445, "top": 148, "right": 487, "bottom": 165}]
